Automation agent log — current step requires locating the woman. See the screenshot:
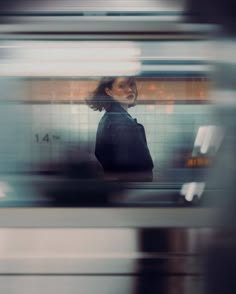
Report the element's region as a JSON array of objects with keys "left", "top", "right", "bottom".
[{"left": 87, "top": 77, "right": 153, "bottom": 181}]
